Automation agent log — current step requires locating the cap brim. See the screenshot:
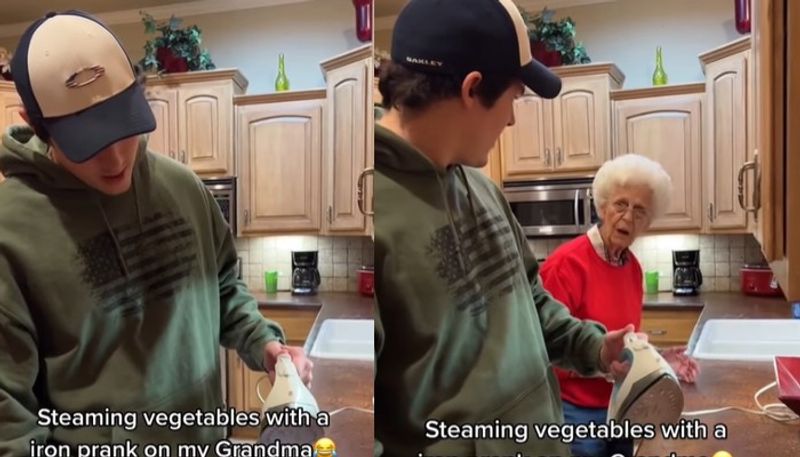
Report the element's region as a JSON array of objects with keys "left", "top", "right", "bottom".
[
  {"left": 43, "top": 82, "right": 156, "bottom": 164},
  {"left": 520, "top": 58, "right": 562, "bottom": 99}
]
